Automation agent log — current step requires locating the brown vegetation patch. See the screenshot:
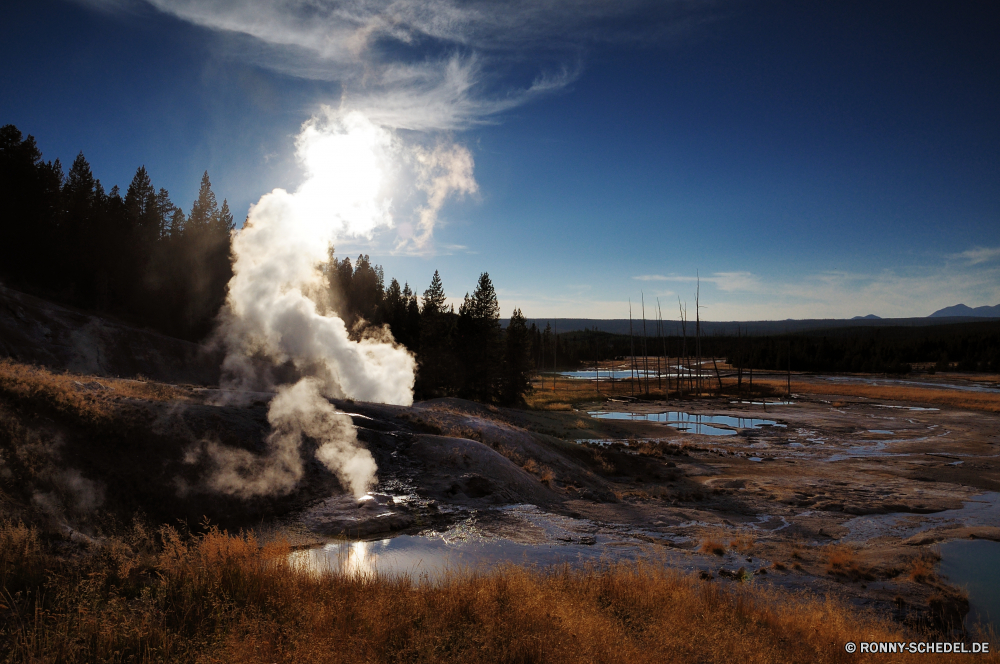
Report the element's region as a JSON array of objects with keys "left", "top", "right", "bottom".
[
  {"left": 4, "top": 520, "right": 981, "bottom": 663},
  {"left": 700, "top": 539, "right": 727, "bottom": 556},
  {"left": 756, "top": 377, "right": 1000, "bottom": 413},
  {"left": 0, "top": 359, "right": 189, "bottom": 422},
  {"left": 823, "top": 545, "right": 875, "bottom": 582},
  {"left": 908, "top": 554, "right": 940, "bottom": 584},
  {"left": 728, "top": 533, "right": 755, "bottom": 554}
]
